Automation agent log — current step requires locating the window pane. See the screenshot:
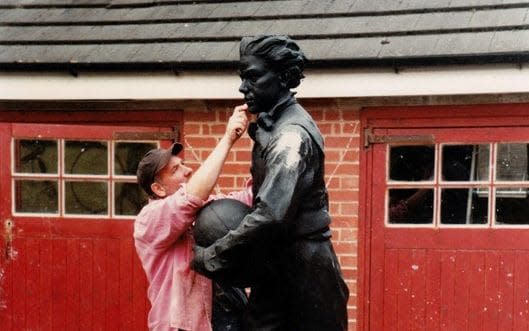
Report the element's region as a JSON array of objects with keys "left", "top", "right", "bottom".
[
  {"left": 114, "top": 182, "right": 148, "bottom": 216},
  {"left": 14, "top": 139, "right": 58, "bottom": 174},
  {"left": 495, "top": 188, "right": 529, "bottom": 225},
  {"left": 388, "top": 188, "right": 434, "bottom": 224},
  {"left": 440, "top": 188, "right": 488, "bottom": 225},
  {"left": 114, "top": 142, "right": 157, "bottom": 176},
  {"left": 14, "top": 180, "right": 58, "bottom": 213},
  {"left": 65, "top": 141, "right": 108, "bottom": 175},
  {"left": 496, "top": 143, "right": 529, "bottom": 181},
  {"left": 442, "top": 144, "right": 490, "bottom": 181},
  {"left": 65, "top": 181, "right": 108, "bottom": 215},
  {"left": 389, "top": 146, "right": 435, "bottom": 181}
]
